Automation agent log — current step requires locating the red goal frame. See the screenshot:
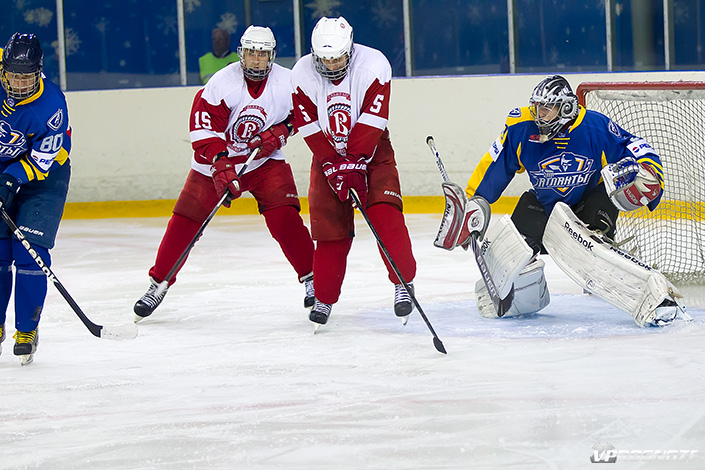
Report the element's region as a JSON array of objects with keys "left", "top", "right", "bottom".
[{"left": 576, "top": 81, "right": 705, "bottom": 107}]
